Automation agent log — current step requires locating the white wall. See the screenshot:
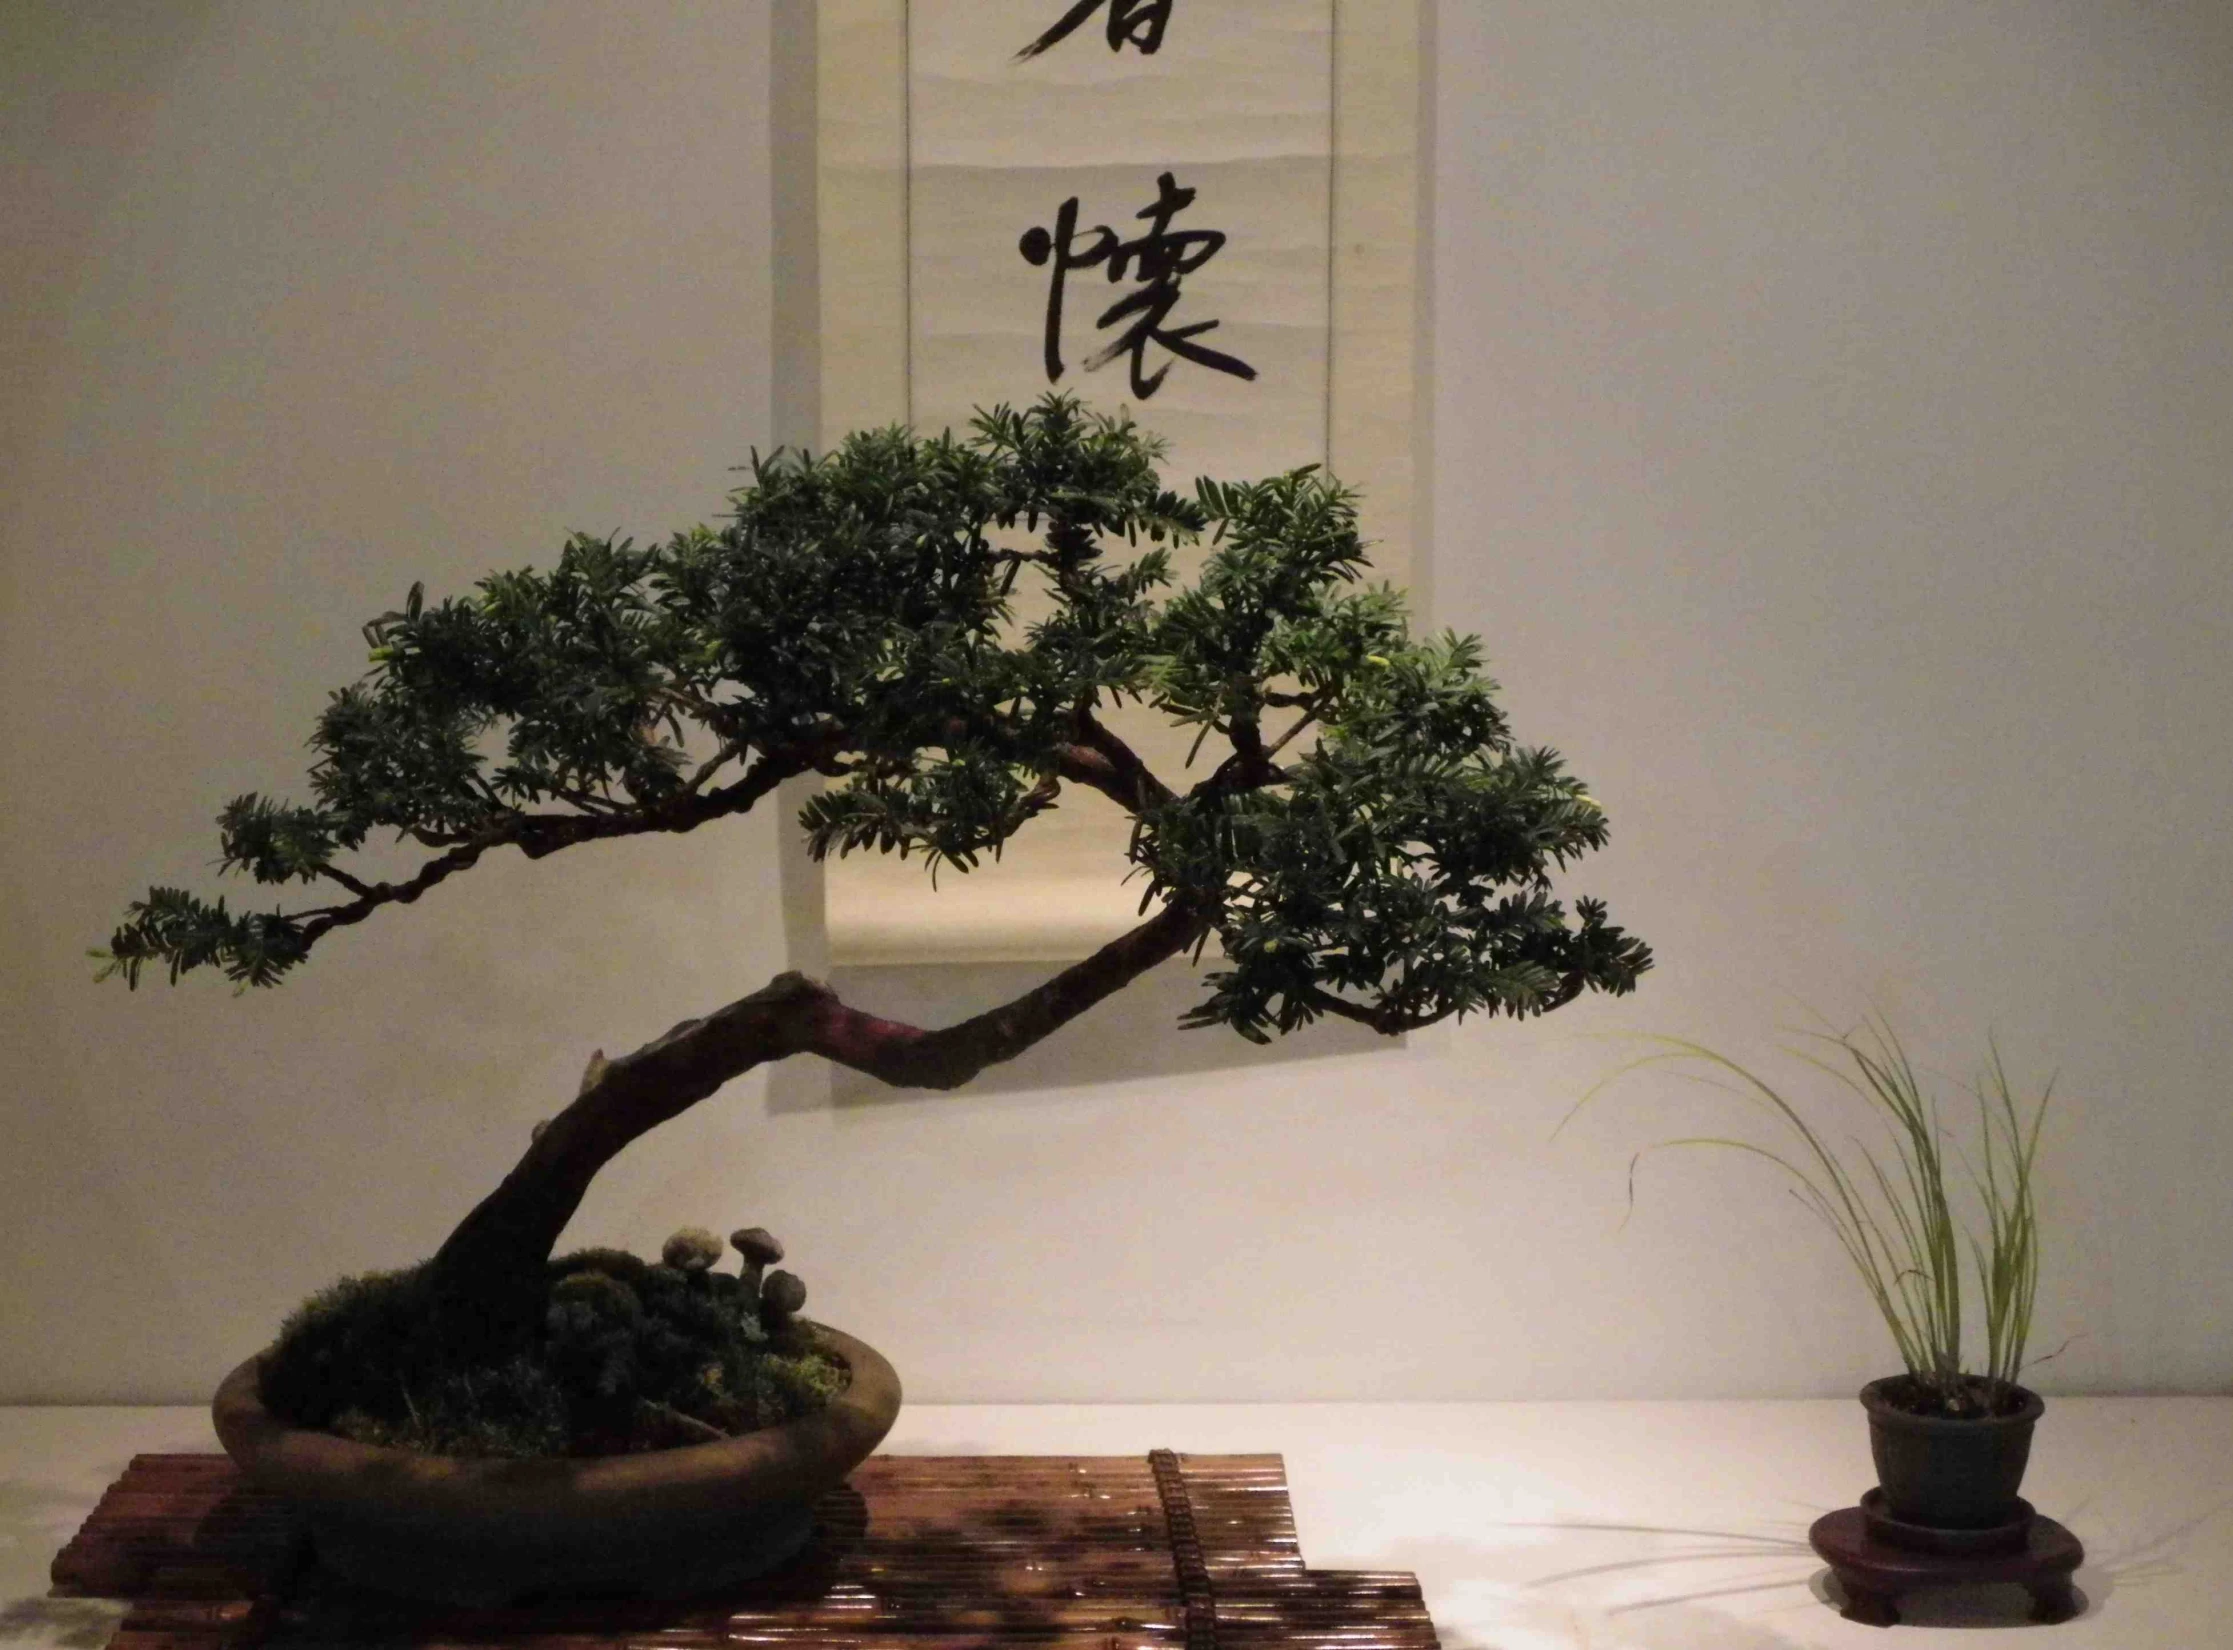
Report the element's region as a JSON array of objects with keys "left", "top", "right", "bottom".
[{"left": 4, "top": 1, "right": 2229, "bottom": 1405}]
